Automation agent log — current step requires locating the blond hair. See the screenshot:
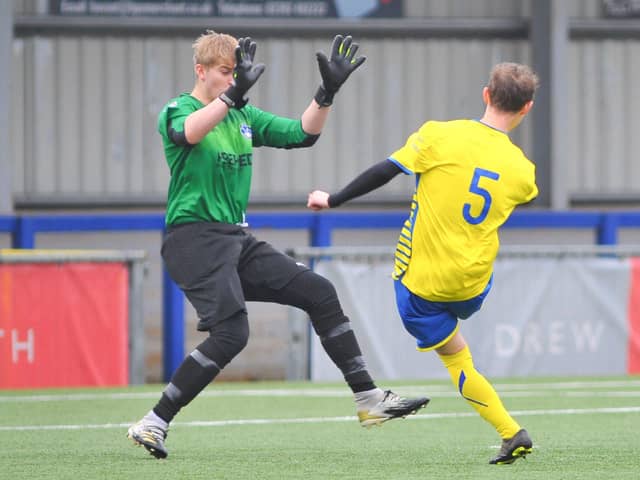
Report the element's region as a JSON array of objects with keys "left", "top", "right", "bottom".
[
  {"left": 487, "top": 62, "right": 539, "bottom": 112},
  {"left": 192, "top": 30, "right": 237, "bottom": 67}
]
